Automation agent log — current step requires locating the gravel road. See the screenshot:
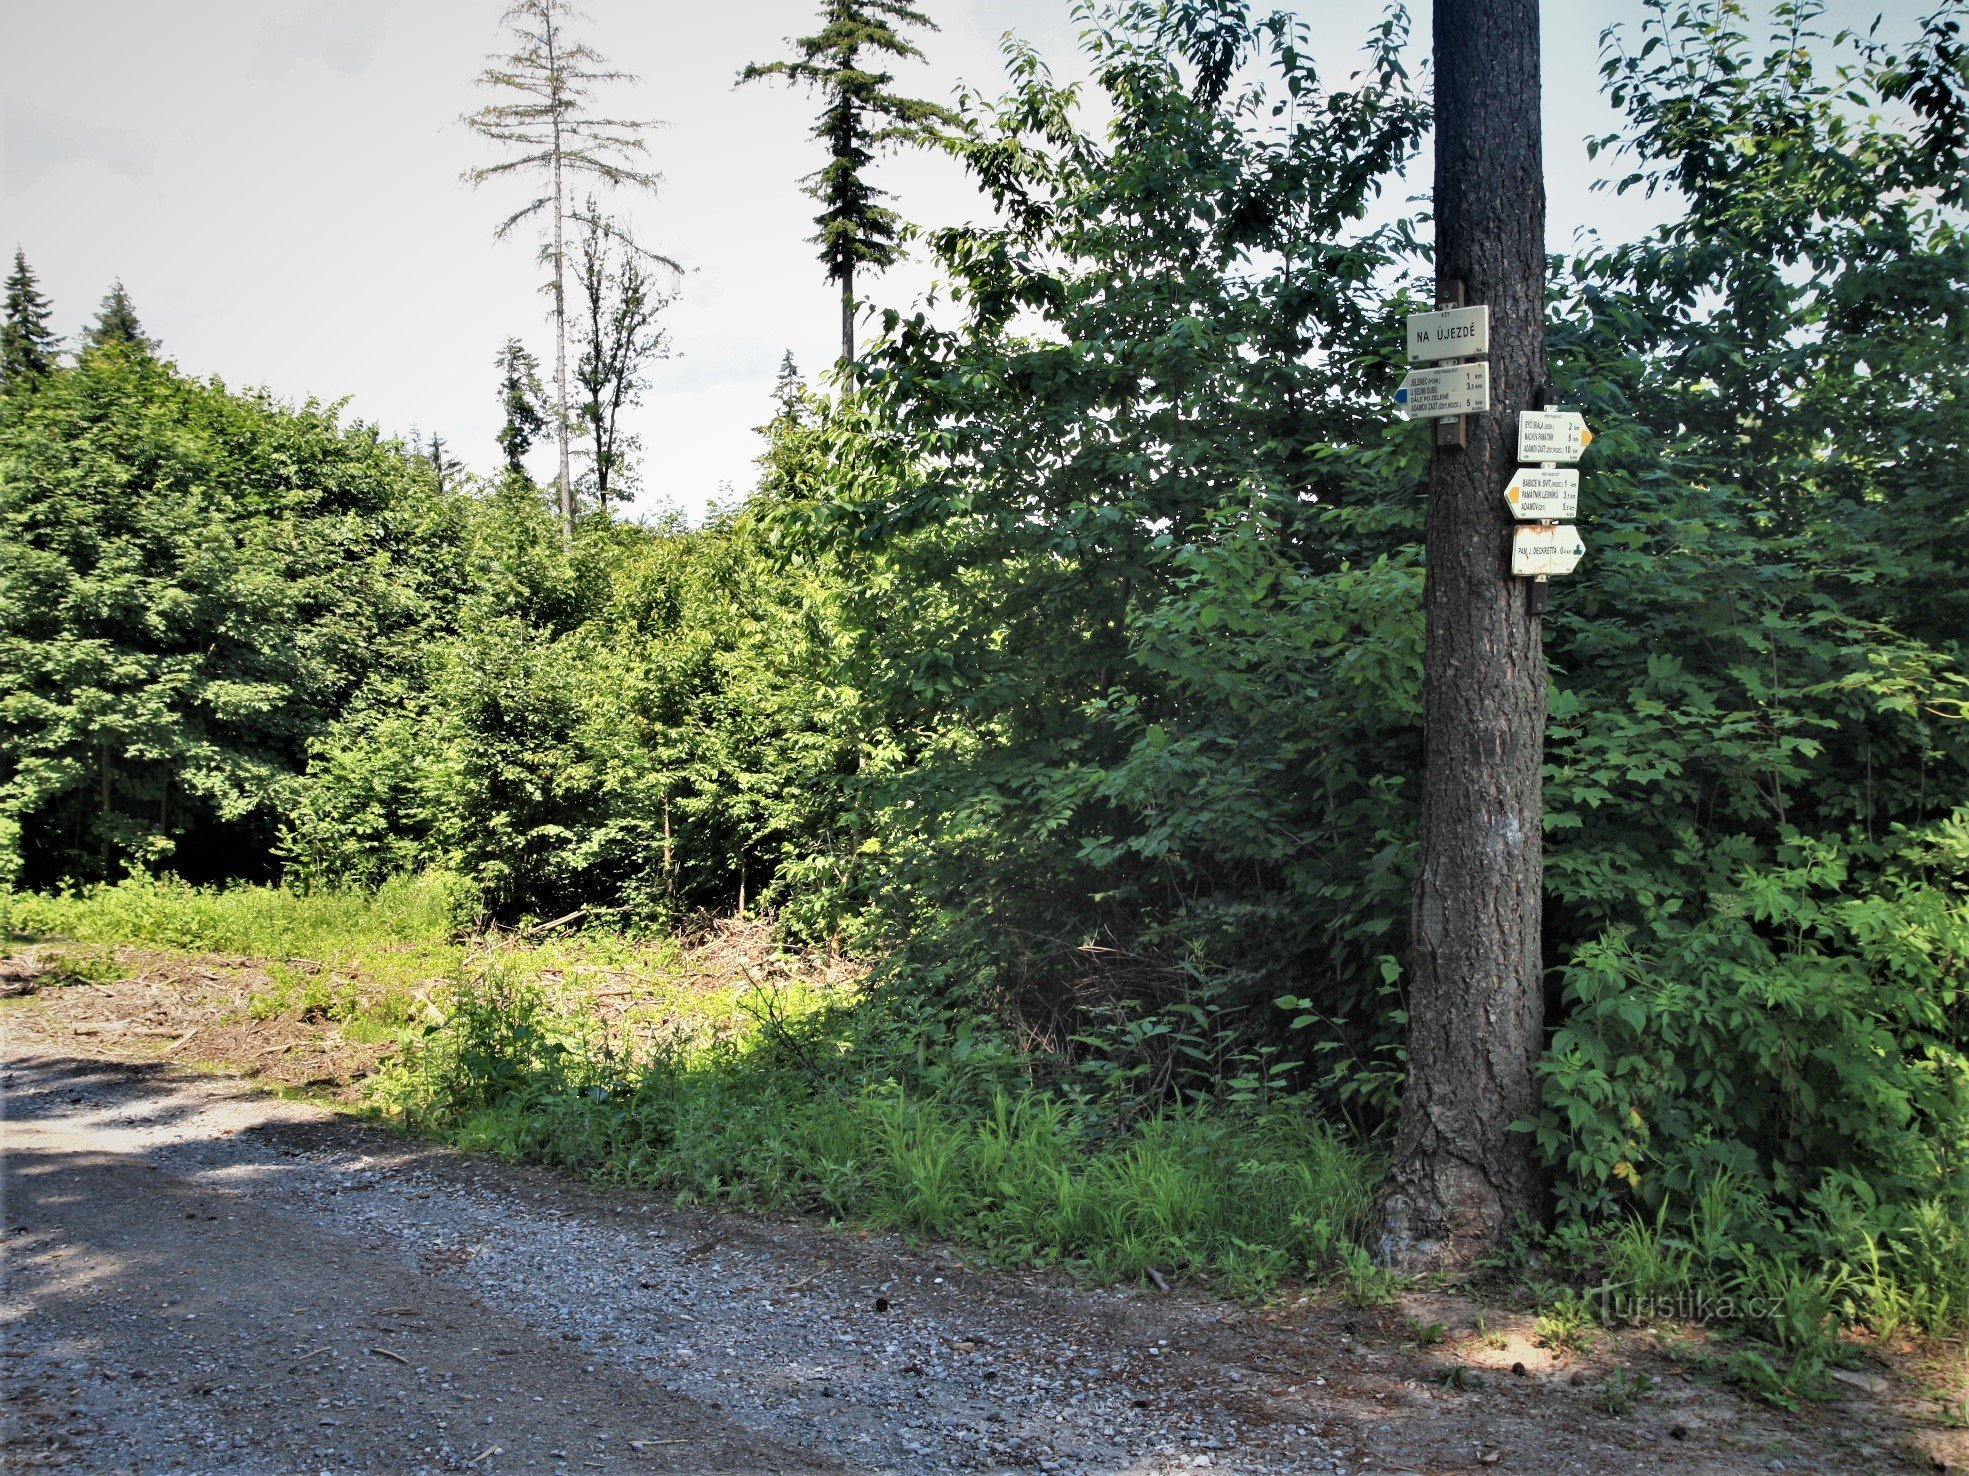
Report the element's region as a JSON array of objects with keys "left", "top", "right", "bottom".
[{"left": 0, "top": 1044, "right": 1937, "bottom": 1475}]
